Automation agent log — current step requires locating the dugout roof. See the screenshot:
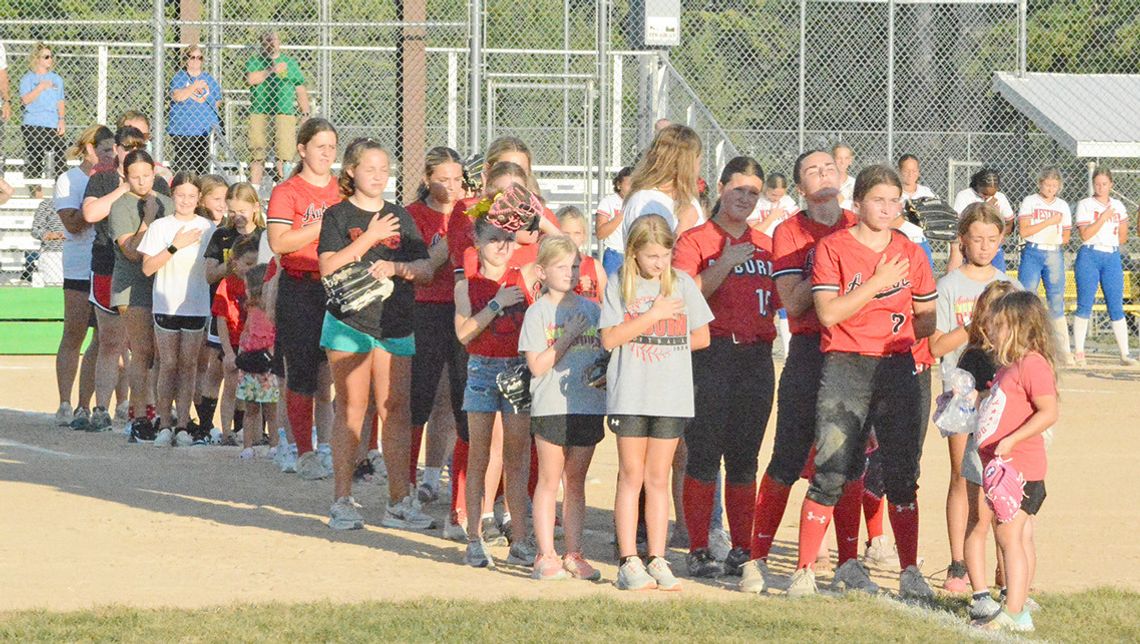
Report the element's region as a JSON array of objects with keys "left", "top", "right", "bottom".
[{"left": 994, "top": 72, "right": 1140, "bottom": 158}]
